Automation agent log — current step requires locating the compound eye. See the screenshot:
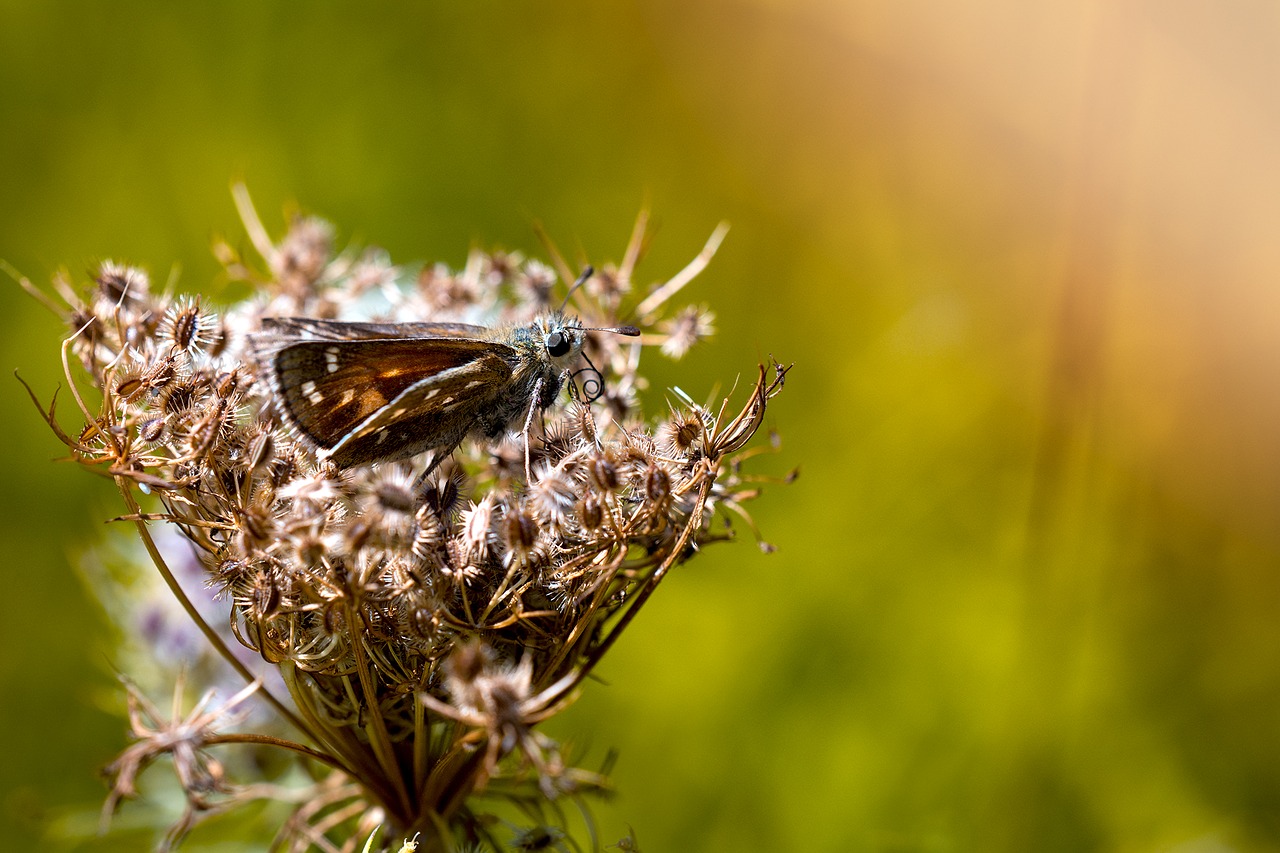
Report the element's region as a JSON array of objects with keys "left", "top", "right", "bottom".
[{"left": 546, "top": 331, "right": 571, "bottom": 357}]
